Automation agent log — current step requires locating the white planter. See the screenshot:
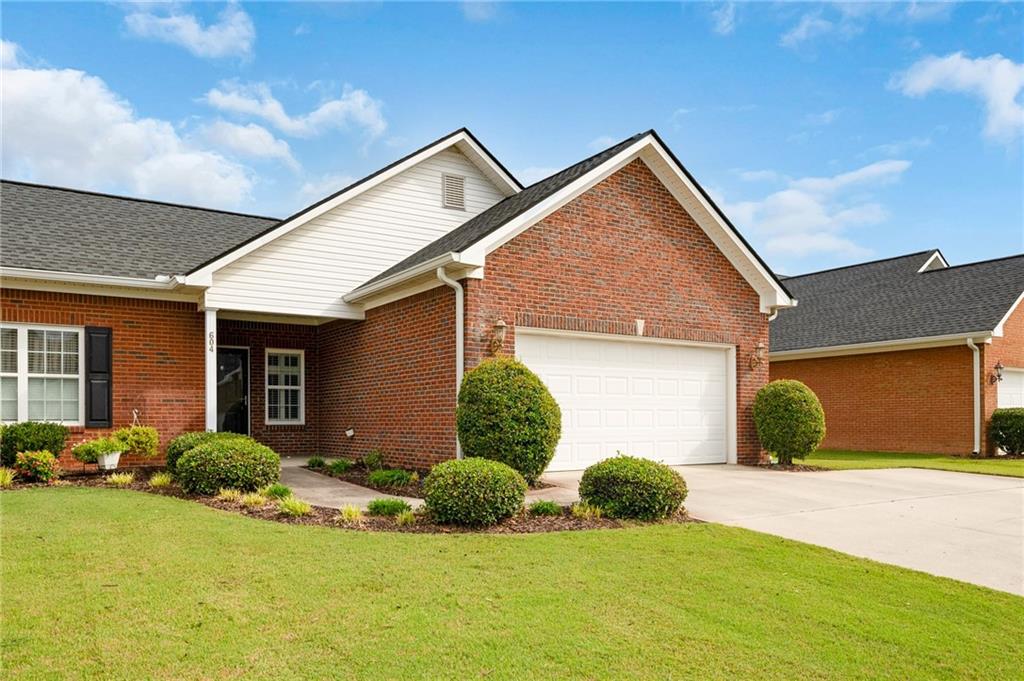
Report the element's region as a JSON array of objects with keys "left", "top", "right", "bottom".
[{"left": 97, "top": 451, "right": 122, "bottom": 471}]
